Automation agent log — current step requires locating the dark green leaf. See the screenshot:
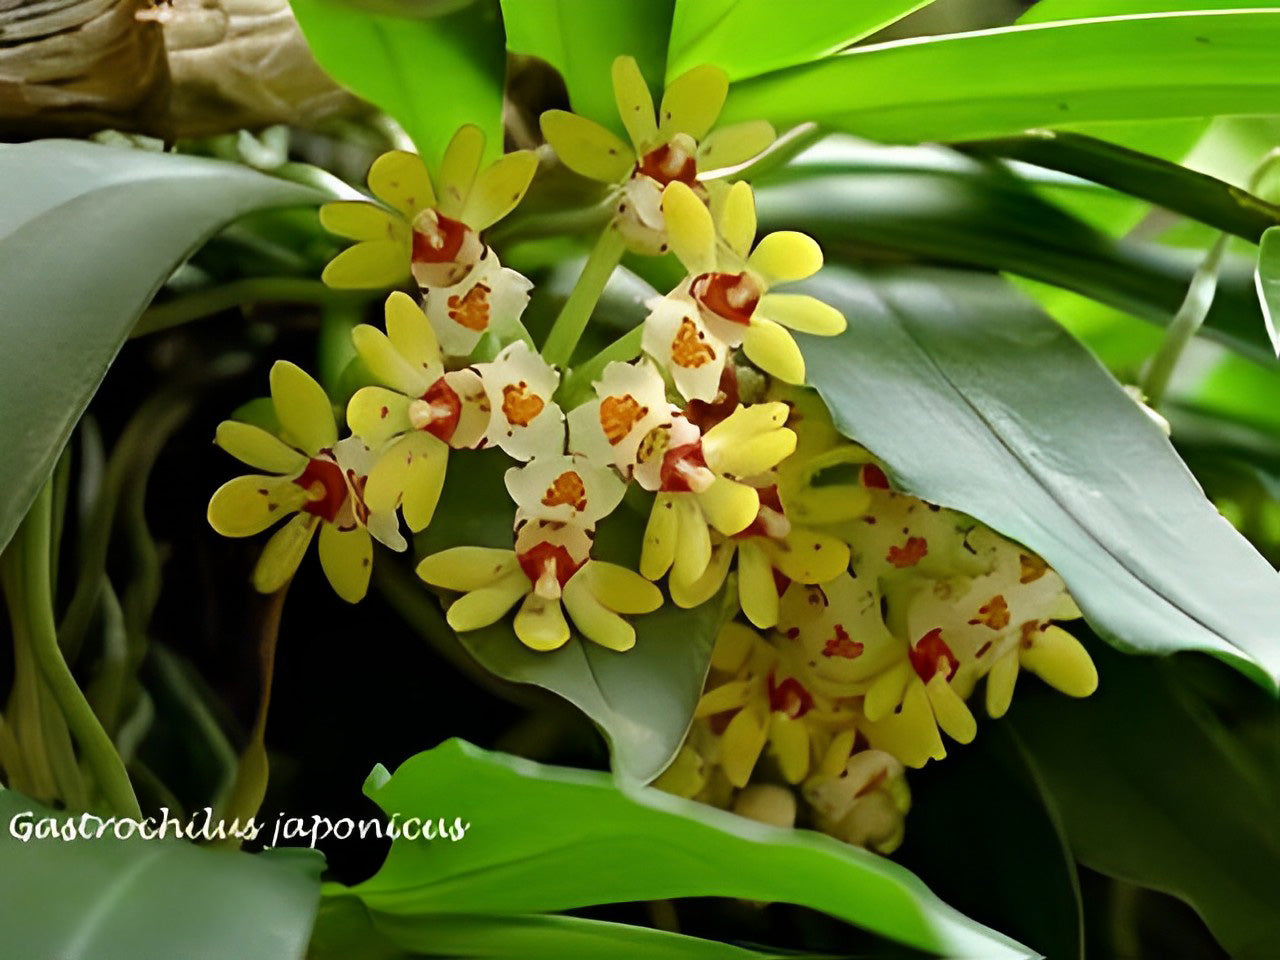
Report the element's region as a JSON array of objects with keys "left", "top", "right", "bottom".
[
  {"left": 411, "top": 450, "right": 728, "bottom": 783},
  {"left": 799, "top": 265, "right": 1280, "bottom": 688},
  {"left": 721, "top": 11, "right": 1280, "bottom": 145},
  {"left": 0, "top": 790, "right": 322, "bottom": 959},
  {"left": 0, "top": 140, "right": 321, "bottom": 556},
  {"left": 665, "top": 0, "right": 935, "bottom": 82},
  {"left": 500, "top": 0, "right": 674, "bottom": 134},
  {"left": 342, "top": 739, "right": 1035, "bottom": 958},
  {"left": 290, "top": 0, "right": 505, "bottom": 168},
  {"left": 1009, "top": 640, "right": 1280, "bottom": 959},
  {"left": 1257, "top": 226, "right": 1280, "bottom": 355}
]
